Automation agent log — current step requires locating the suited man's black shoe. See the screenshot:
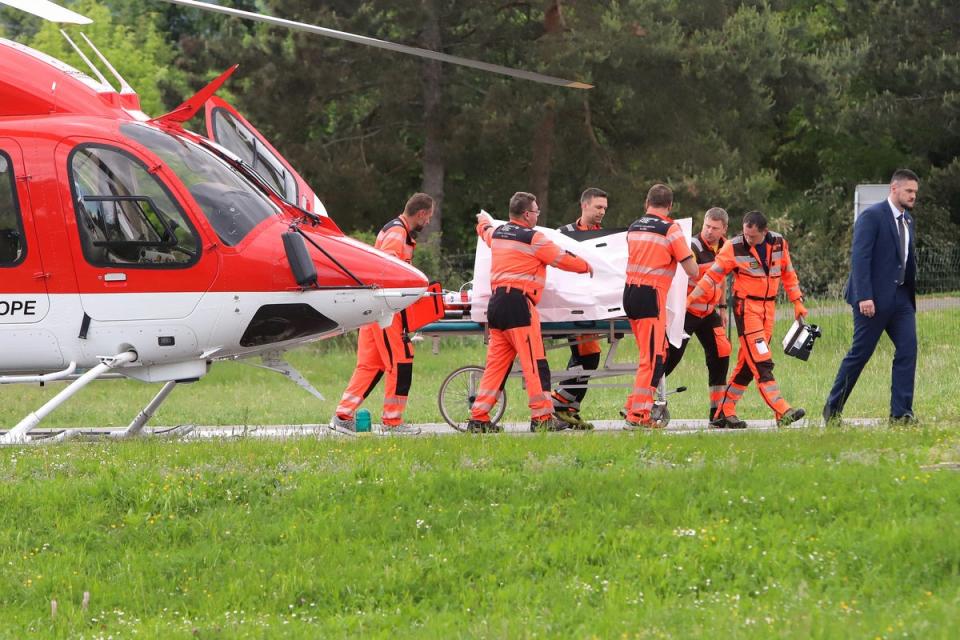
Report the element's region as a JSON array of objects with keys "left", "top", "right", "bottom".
[
  {"left": 889, "top": 413, "right": 918, "bottom": 426},
  {"left": 822, "top": 405, "right": 842, "bottom": 425}
]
